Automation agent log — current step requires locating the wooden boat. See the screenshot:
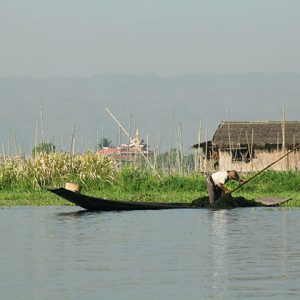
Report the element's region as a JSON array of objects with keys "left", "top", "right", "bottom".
[{"left": 47, "top": 187, "right": 292, "bottom": 211}]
